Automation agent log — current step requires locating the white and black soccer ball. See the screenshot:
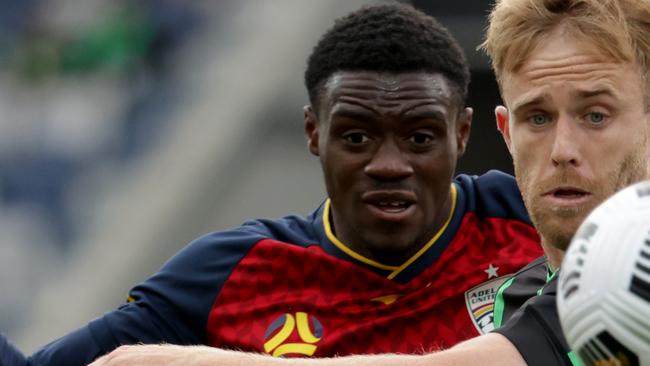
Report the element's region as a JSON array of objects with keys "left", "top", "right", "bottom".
[{"left": 558, "top": 180, "right": 650, "bottom": 366}]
